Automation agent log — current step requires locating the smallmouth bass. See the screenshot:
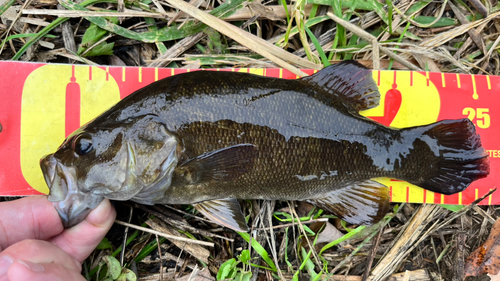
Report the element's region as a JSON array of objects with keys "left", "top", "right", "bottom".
[{"left": 40, "top": 61, "right": 490, "bottom": 230}]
